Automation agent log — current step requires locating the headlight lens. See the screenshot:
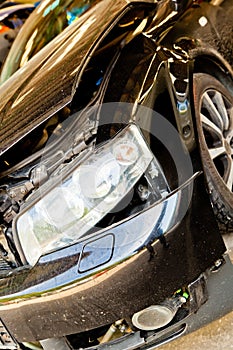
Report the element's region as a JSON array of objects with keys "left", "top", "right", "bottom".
[{"left": 14, "top": 124, "right": 164, "bottom": 265}]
